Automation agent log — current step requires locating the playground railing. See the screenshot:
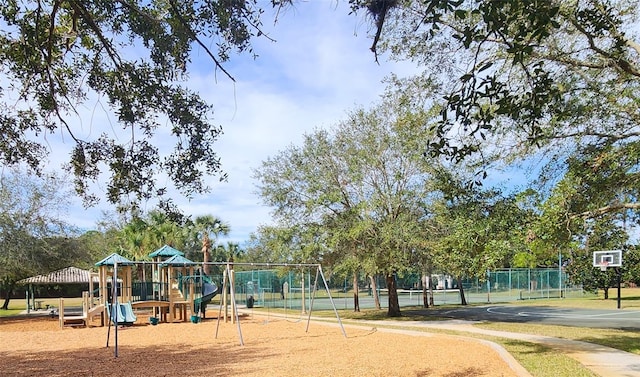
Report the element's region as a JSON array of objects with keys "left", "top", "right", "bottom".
[{"left": 131, "top": 281, "right": 169, "bottom": 302}]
